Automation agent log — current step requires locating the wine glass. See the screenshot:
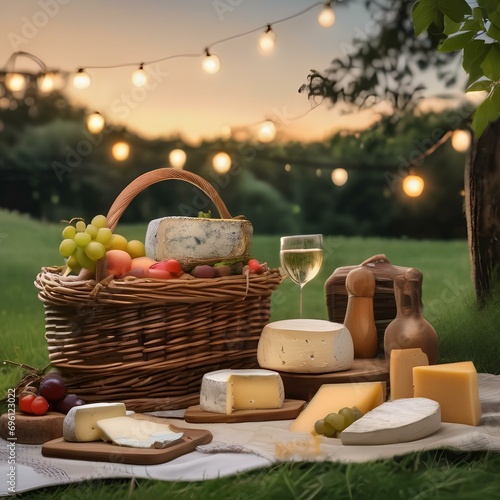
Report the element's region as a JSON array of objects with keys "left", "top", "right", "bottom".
[{"left": 280, "top": 234, "right": 323, "bottom": 318}]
